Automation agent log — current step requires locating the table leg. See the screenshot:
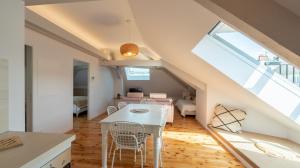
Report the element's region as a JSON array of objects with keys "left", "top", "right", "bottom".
[
  {"left": 153, "top": 128, "right": 161, "bottom": 168},
  {"left": 101, "top": 124, "right": 109, "bottom": 168}
]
